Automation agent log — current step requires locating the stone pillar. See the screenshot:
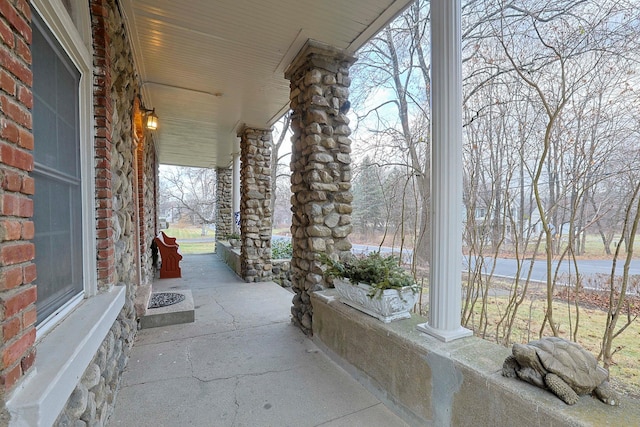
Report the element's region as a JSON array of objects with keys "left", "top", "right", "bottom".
[
  {"left": 215, "top": 167, "right": 233, "bottom": 239},
  {"left": 285, "top": 40, "right": 356, "bottom": 335},
  {"left": 232, "top": 151, "right": 241, "bottom": 234},
  {"left": 416, "top": 0, "right": 472, "bottom": 342},
  {"left": 238, "top": 127, "right": 272, "bottom": 282}
]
